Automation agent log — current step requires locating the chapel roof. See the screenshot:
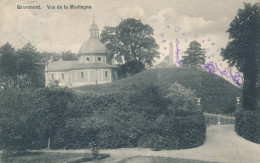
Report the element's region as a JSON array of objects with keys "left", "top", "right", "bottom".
[
  {"left": 78, "top": 20, "right": 110, "bottom": 55},
  {"left": 45, "top": 60, "right": 116, "bottom": 72}
]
